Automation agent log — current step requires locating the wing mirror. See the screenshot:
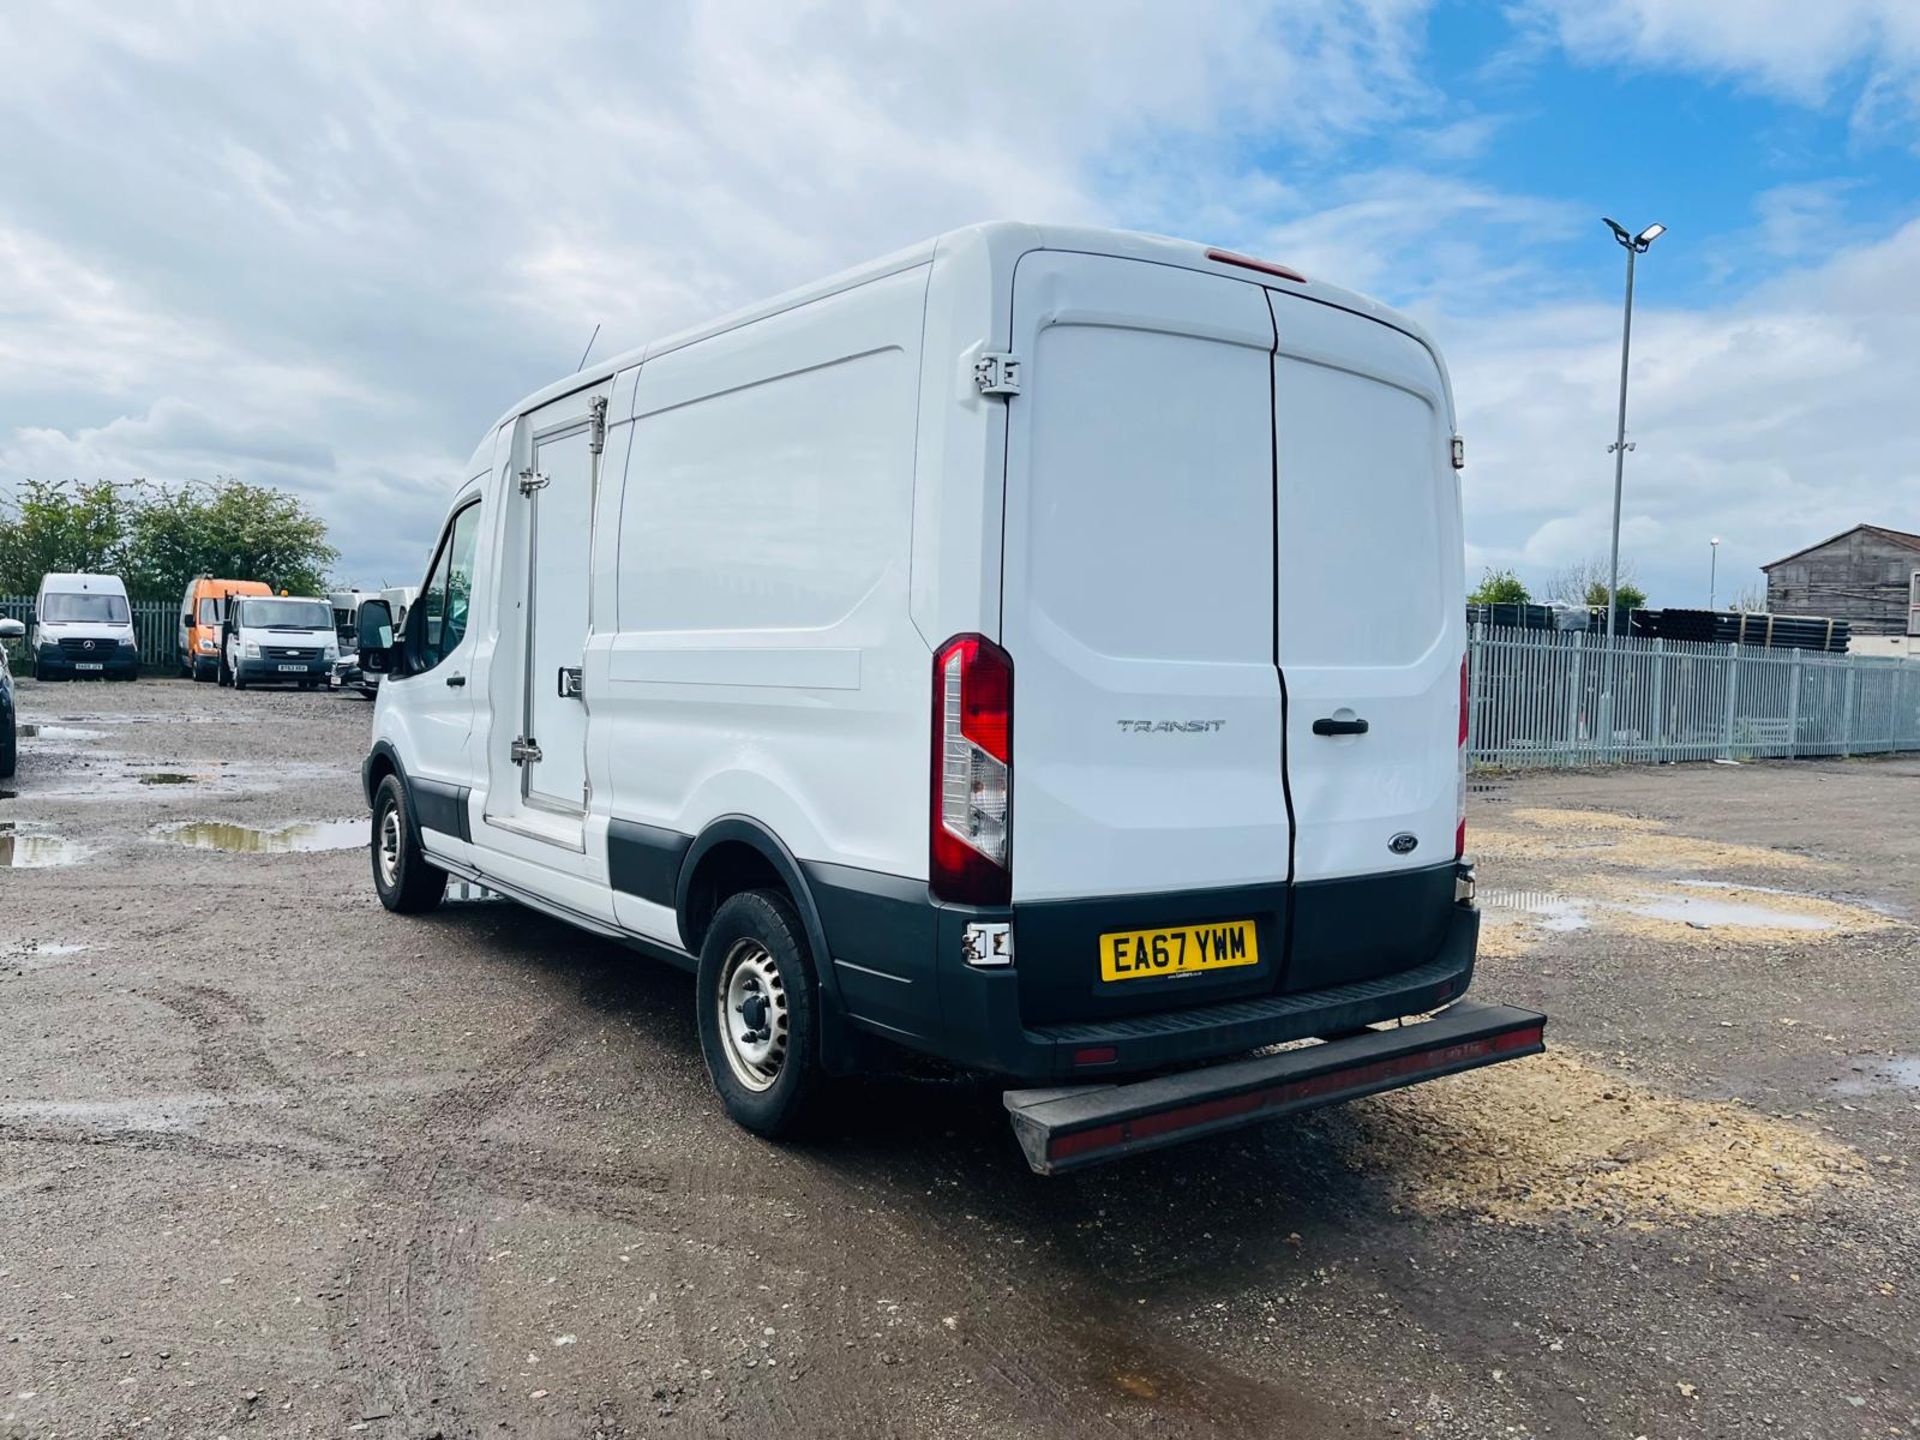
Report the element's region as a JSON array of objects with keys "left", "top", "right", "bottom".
[
  {"left": 355, "top": 598, "right": 396, "bottom": 673},
  {"left": 0, "top": 617, "right": 24, "bottom": 641}
]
